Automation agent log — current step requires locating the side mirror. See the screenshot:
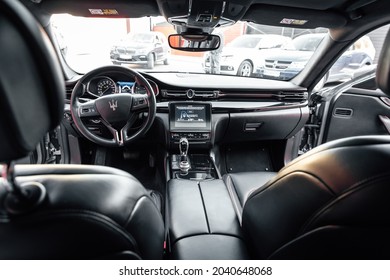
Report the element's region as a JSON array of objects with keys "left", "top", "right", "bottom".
[{"left": 168, "top": 34, "right": 221, "bottom": 52}]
